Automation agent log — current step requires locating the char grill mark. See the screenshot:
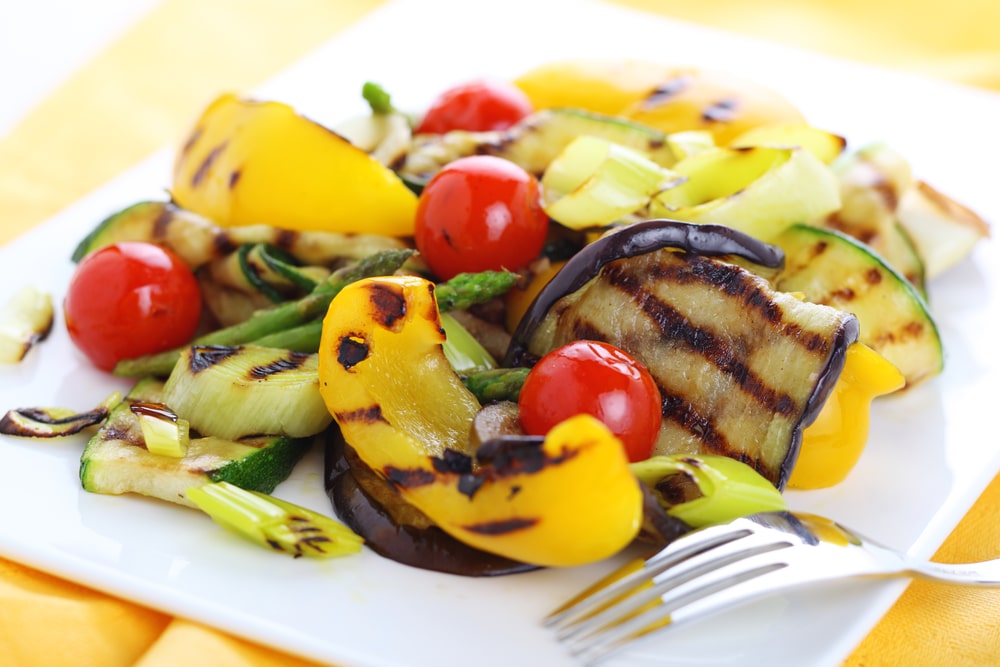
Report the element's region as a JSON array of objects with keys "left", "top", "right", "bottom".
[
  {"left": 601, "top": 256, "right": 801, "bottom": 419},
  {"left": 187, "top": 344, "right": 312, "bottom": 381},
  {"left": 248, "top": 350, "right": 310, "bottom": 379}
]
